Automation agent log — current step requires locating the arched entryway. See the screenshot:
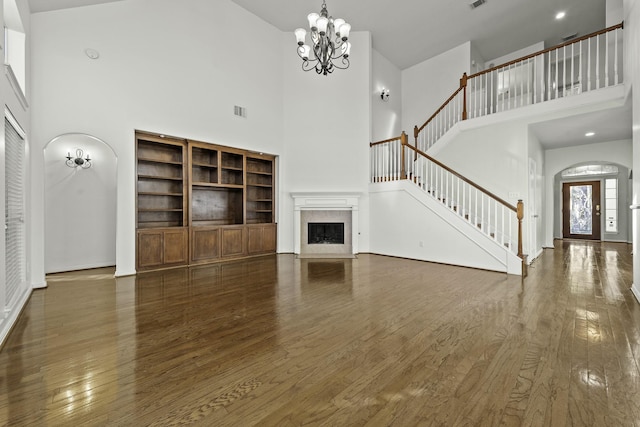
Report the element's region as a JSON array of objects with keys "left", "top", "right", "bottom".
[
  {"left": 553, "top": 162, "right": 630, "bottom": 242},
  {"left": 43, "top": 134, "right": 118, "bottom": 273}
]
